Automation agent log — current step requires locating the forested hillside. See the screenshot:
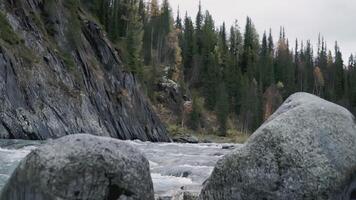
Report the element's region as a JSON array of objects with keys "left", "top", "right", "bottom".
[{"left": 88, "top": 0, "right": 356, "bottom": 136}]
